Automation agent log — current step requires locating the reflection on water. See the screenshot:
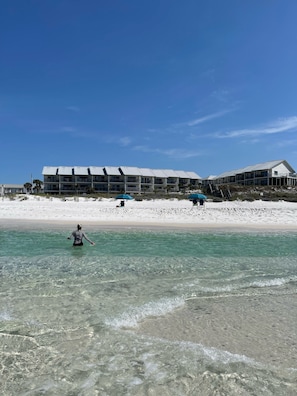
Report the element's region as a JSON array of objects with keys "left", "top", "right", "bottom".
[
  {"left": 70, "top": 245, "right": 86, "bottom": 259},
  {"left": 0, "top": 230, "right": 296, "bottom": 395}
]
